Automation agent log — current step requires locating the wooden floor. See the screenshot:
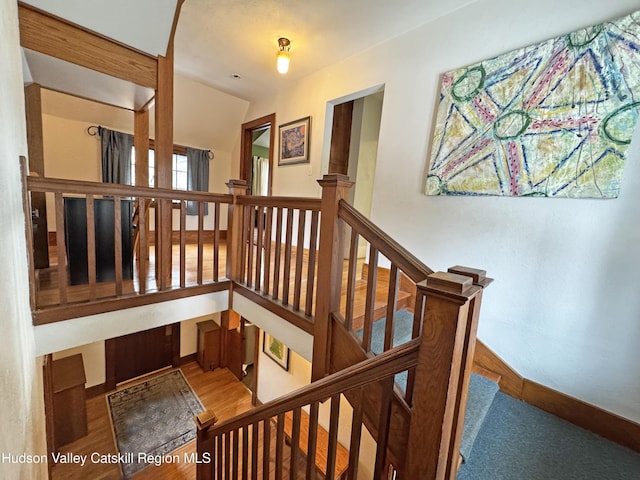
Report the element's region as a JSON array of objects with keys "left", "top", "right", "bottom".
[{"left": 51, "top": 363, "right": 254, "bottom": 480}]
